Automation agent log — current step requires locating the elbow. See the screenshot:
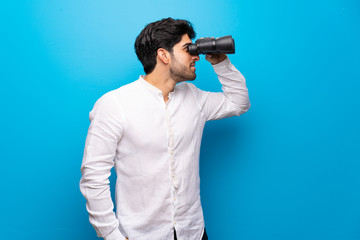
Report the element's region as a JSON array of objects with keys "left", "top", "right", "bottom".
[
  {"left": 79, "top": 165, "right": 111, "bottom": 198},
  {"left": 233, "top": 100, "right": 251, "bottom": 116},
  {"left": 244, "top": 101, "right": 251, "bottom": 113}
]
